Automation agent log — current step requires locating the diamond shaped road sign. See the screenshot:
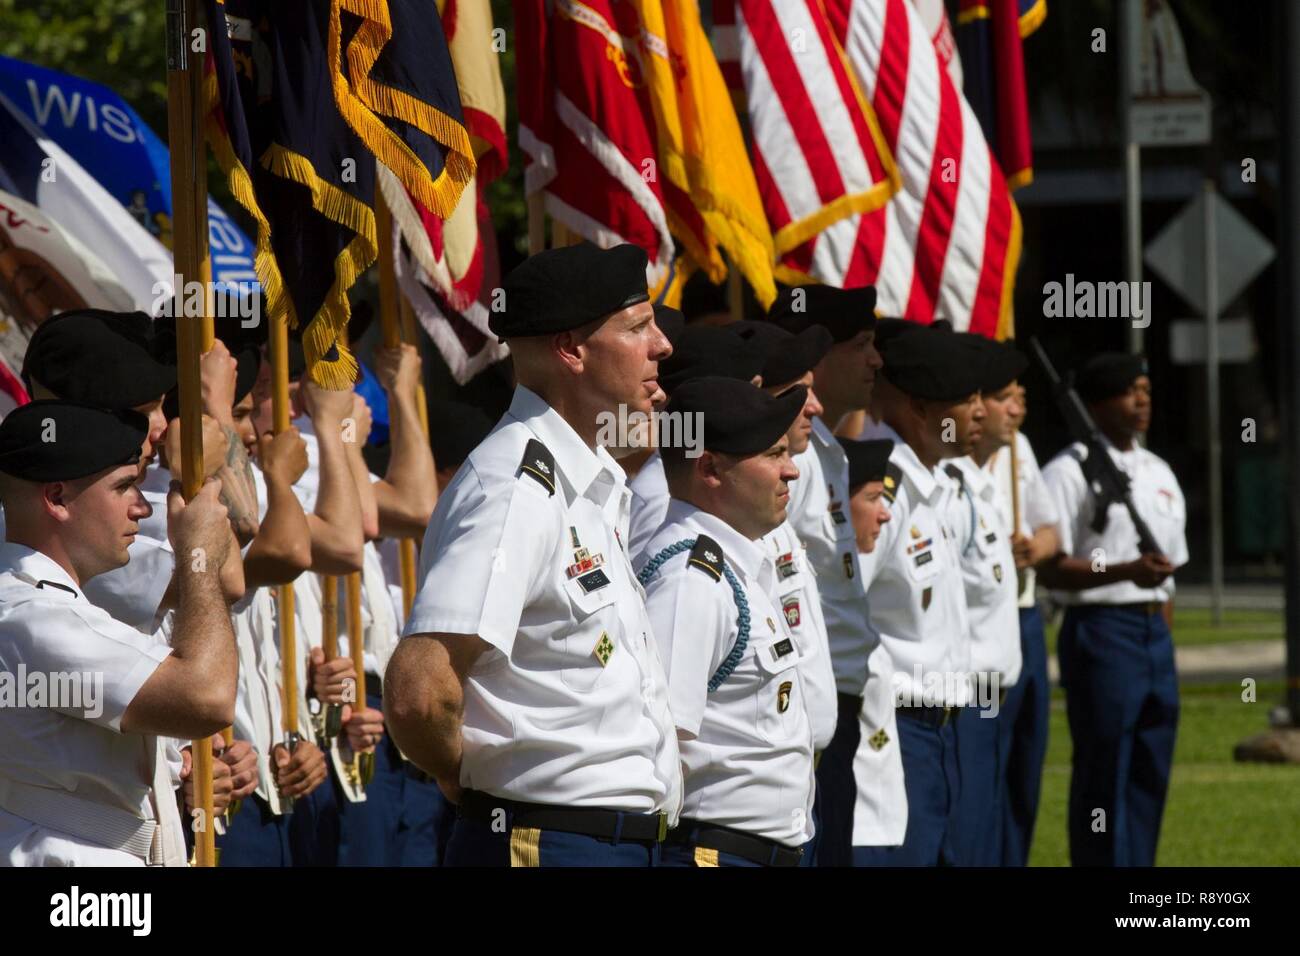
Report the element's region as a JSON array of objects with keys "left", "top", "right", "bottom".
[{"left": 1144, "top": 190, "right": 1275, "bottom": 316}]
